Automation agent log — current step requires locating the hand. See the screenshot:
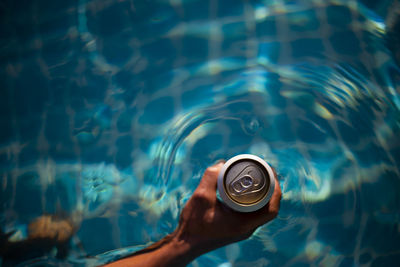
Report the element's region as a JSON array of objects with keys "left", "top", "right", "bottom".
[{"left": 173, "top": 161, "right": 282, "bottom": 256}]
